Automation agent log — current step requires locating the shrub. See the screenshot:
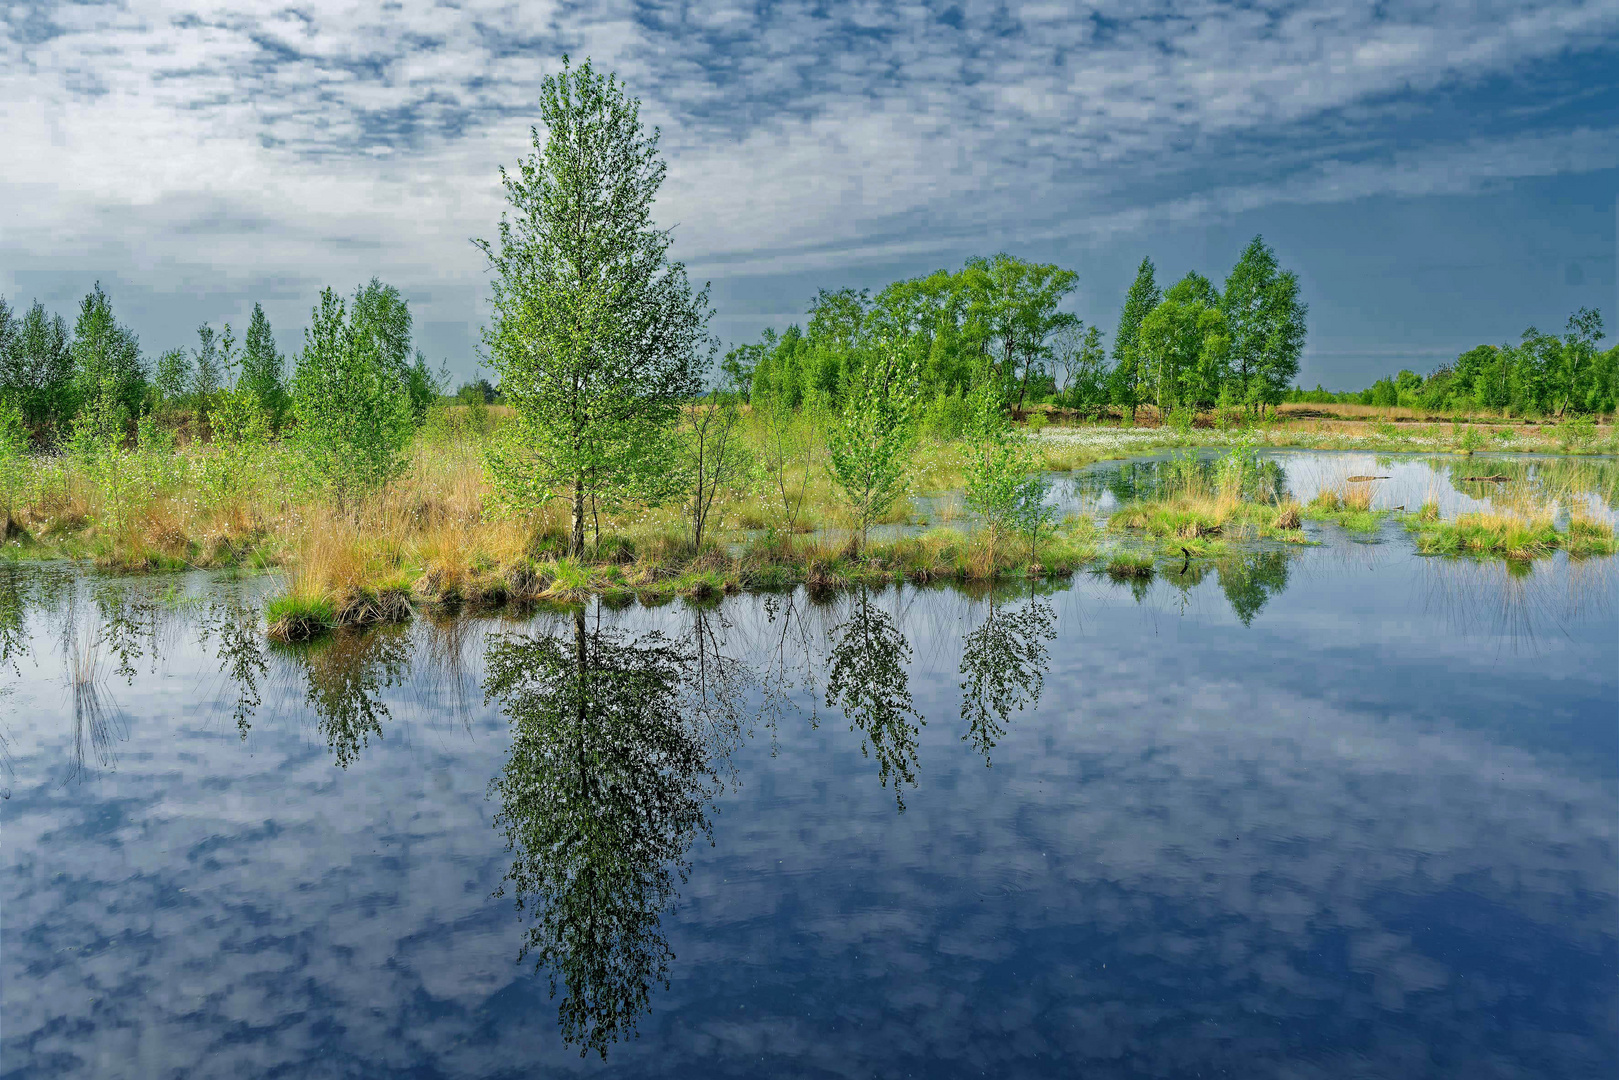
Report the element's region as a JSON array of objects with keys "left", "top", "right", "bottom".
[{"left": 290, "top": 287, "right": 414, "bottom": 503}]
